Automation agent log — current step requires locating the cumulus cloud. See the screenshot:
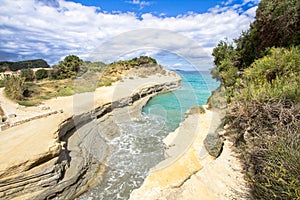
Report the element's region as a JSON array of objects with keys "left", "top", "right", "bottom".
[{"left": 0, "top": 0, "right": 257, "bottom": 69}]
